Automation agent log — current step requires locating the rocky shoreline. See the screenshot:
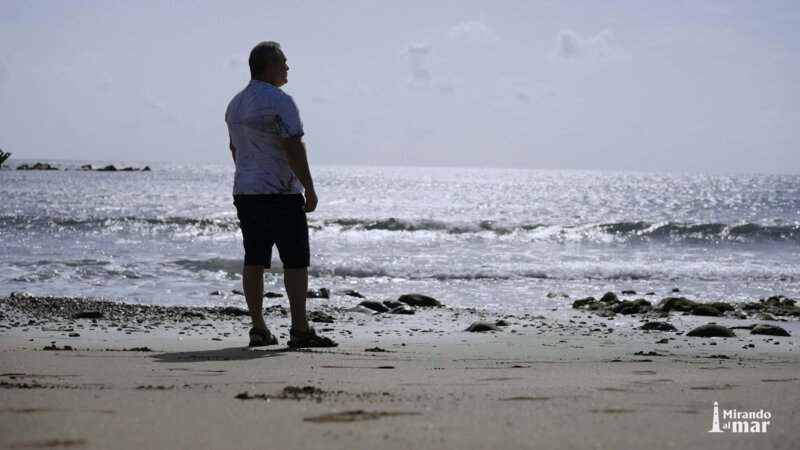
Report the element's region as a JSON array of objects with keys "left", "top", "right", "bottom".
[
  {"left": 10, "top": 162, "right": 151, "bottom": 171},
  {"left": 2, "top": 289, "right": 795, "bottom": 340}
]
